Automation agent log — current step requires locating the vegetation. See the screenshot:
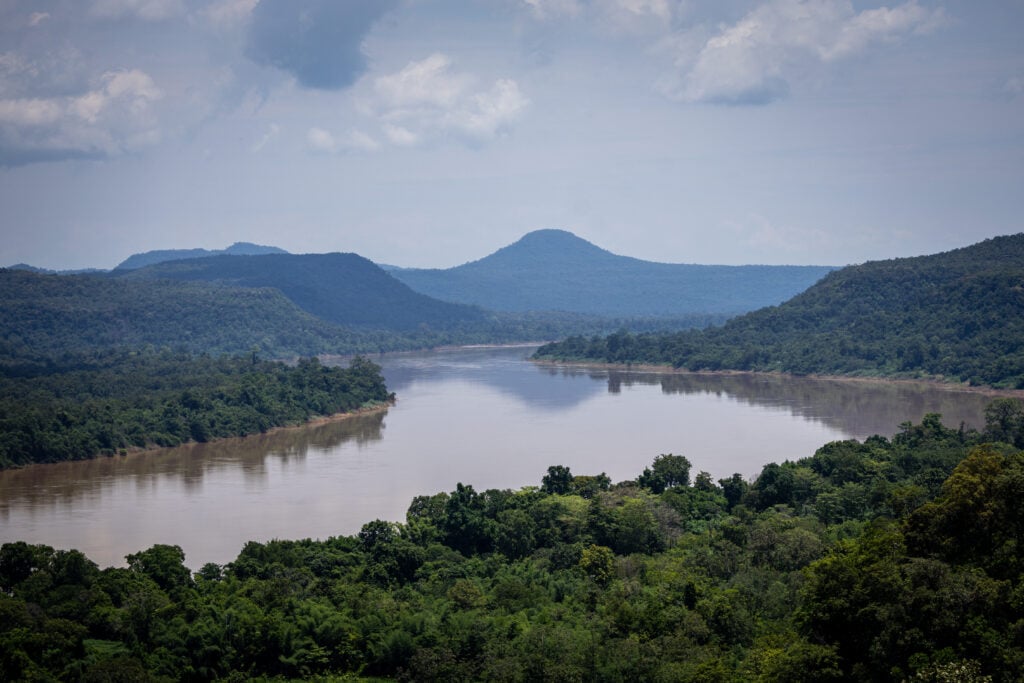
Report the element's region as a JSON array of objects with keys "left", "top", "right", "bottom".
[
  {"left": 389, "top": 229, "right": 835, "bottom": 317},
  {"left": 3, "top": 407, "right": 1023, "bottom": 681},
  {"left": 117, "top": 252, "right": 489, "bottom": 331},
  {"left": 534, "top": 234, "right": 1024, "bottom": 388},
  {"left": 0, "top": 350, "right": 392, "bottom": 469},
  {"left": 1, "top": 269, "right": 721, "bottom": 364}
]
